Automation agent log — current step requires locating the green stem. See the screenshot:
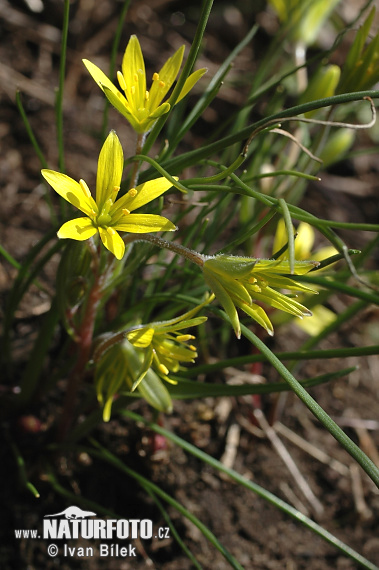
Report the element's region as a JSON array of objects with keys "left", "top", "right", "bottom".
[
  {"left": 183, "top": 344, "right": 379, "bottom": 376},
  {"left": 129, "top": 132, "right": 146, "bottom": 189},
  {"left": 241, "top": 325, "right": 379, "bottom": 488},
  {"left": 119, "top": 411, "right": 379, "bottom": 570},
  {"left": 101, "top": 0, "right": 131, "bottom": 140},
  {"left": 57, "top": 252, "right": 105, "bottom": 441},
  {"left": 143, "top": 0, "right": 214, "bottom": 155},
  {"left": 56, "top": 0, "right": 69, "bottom": 174},
  {"left": 124, "top": 233, "right": 205, "bottom": 267}
]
